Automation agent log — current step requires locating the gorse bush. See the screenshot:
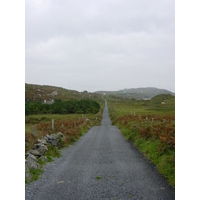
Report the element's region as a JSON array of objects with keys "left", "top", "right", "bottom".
[{"left": 25, "top": 100, "right": 100, "bottom": 115}]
